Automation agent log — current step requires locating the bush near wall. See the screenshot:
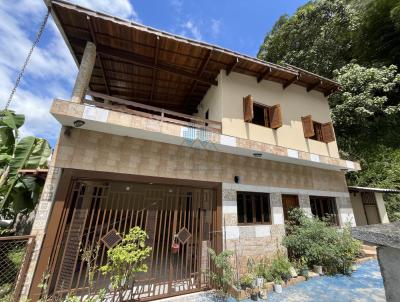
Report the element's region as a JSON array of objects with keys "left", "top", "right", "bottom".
[{"left": 283, "top": 208, "right": 361, "bottom": 275}]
